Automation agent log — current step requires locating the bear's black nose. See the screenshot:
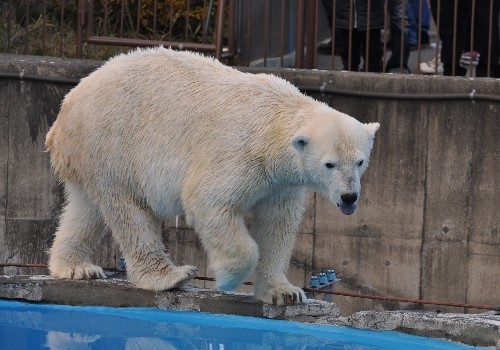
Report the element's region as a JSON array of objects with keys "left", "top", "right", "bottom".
[{"left": 341, "top": 193, "right": 358, "bottom": 205}]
